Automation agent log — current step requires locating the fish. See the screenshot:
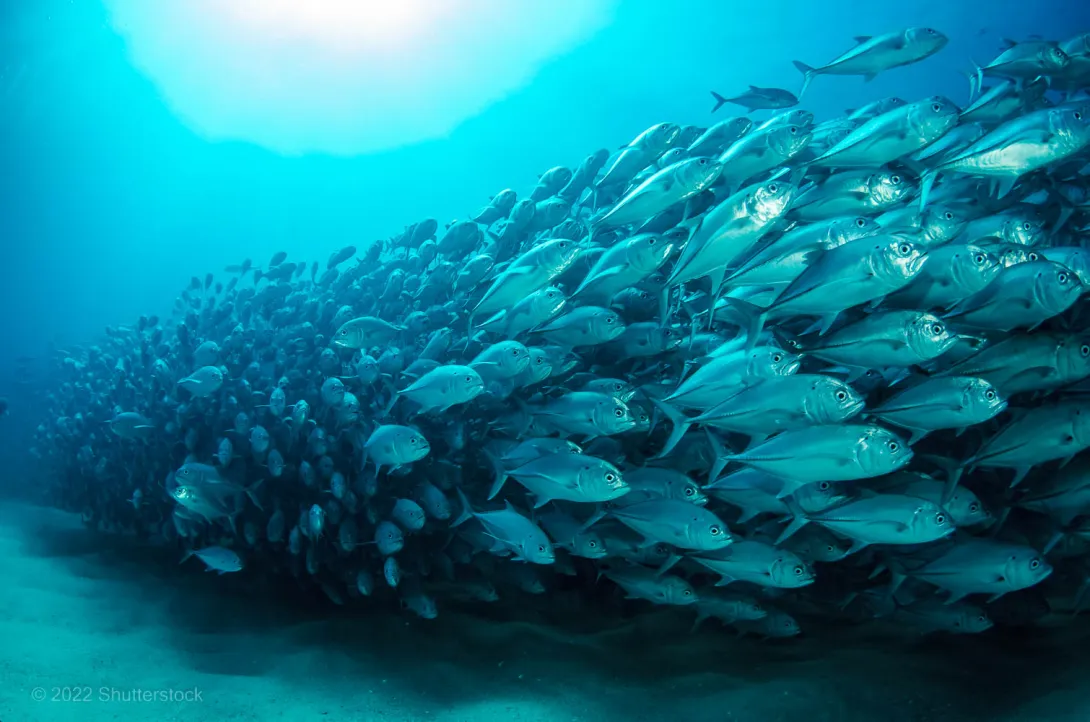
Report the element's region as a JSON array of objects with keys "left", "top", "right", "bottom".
[
  {"left": 710, "top": 87, "right": 799, "bottom": 112},
  {"left": 364, "top": 425, "right": 431, "bottom": 473},
  {"left": 452, "top": 488, "right": 555, "bottom": 565},
  {"left": 793, "top": 28, "right": 949, "bottom": 96},
  {"left": 332, "top": 316, "right": 405, "bottom": 350},
  {"left": 920, "top": 104, "right": 1090, "bottom": 207},
  {"left": 724, "top": 424, "right": 913, "bottom": 496},
  {"left": 870, "top": 376, "right": 1007, "bottom": 444},
  {"left": 810, "top": 96, "right": 960, "bottom": 168},
  {"left": 689, "top": 541, "right": 814, "bottom": 588},
  {"left": 181, "top": 547, "right": 243, "bottom": 574},
  {"left": 603, "top": 567, "right": 697, "bottom": 606}
]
